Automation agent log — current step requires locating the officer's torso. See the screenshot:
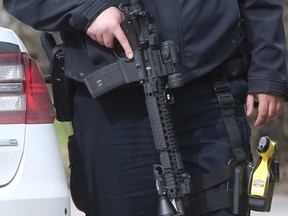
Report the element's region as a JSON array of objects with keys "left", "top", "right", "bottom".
[{"left": 65, "top": 0, "right": 244, "bottom": 82}]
